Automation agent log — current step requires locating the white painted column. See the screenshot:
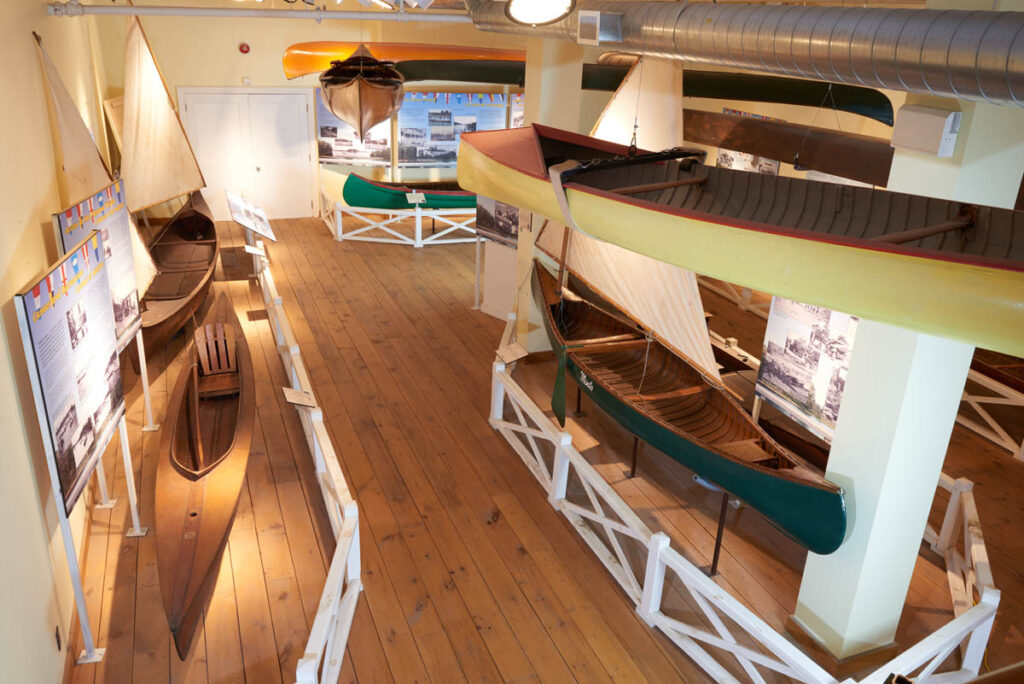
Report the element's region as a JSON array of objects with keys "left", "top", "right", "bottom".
[
  {"left": 792, "top": 320, "right": 974, "bottom": 661},
  {"left": 517, "top": 38, "right": 584, "bottom": 350}
]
